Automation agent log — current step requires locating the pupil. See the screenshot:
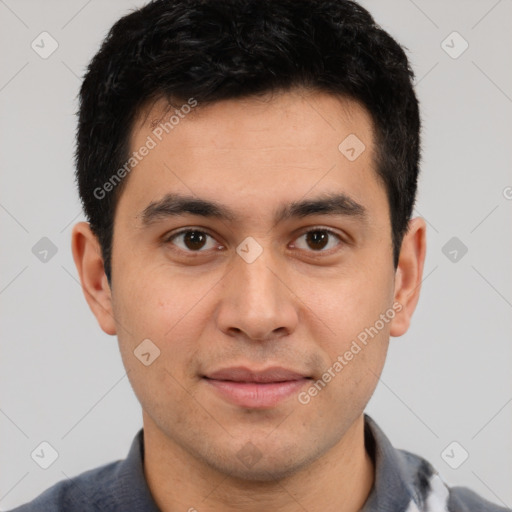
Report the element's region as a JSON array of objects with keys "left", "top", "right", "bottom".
[
  {"left": 184, "top": 231, "right": 206, "bottom": 250},
  {"left": 307, "top": 231, "right": 328, "bottom": 250}
]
